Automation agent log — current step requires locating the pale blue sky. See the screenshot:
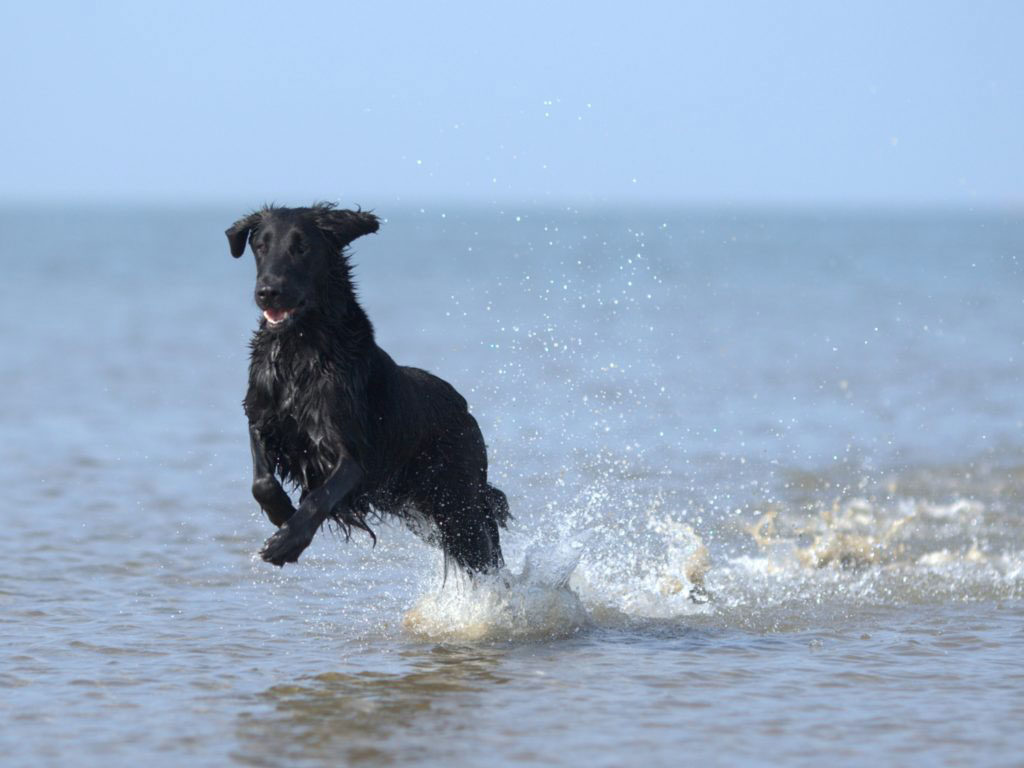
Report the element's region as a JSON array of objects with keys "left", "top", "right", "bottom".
[{"left": 1, "top": 1, "right": 1021, "bottom": 206}]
